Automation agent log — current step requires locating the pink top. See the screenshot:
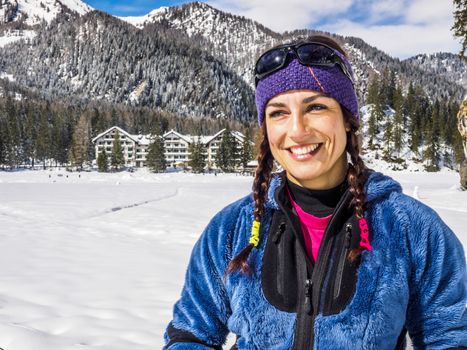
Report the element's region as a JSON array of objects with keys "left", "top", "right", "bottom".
[{"left": 290, "top": 197, "right": 332, "bottom": 262}]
